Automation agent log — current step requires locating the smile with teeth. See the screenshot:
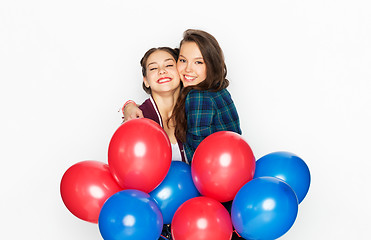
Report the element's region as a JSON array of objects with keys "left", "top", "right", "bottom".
[
  {"left": 157, "top": 77, "right": 172, "bottom": 84},
  {"left": 184, "top": 75, "right": 196, "bottom": 81}
]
